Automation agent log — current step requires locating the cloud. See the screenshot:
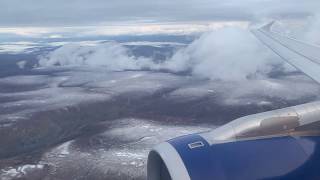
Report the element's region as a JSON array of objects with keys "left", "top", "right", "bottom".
[
  {"left": 39, "top": 26, "right": 284, "bottom": 81},
  {"left": 0, "top": 0, "right": 319, "bottom": 27},
  {"left": 164, "top": 27, "right": 281, "bottom": 80},
  {"left": 40, "top": 15, "right": 320, "bottom": 81},
  {"left": 301, "top": 14, "right": 320, "bottom": 44},
  {"left": 38, "top": 42, "right": 157, "bottom": 70},
  {"left": 16, "top": 61, "right": 27, "bottom": 69},
  {"left": 0, "top": 22, "right": 250, "bottom": 39}
]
